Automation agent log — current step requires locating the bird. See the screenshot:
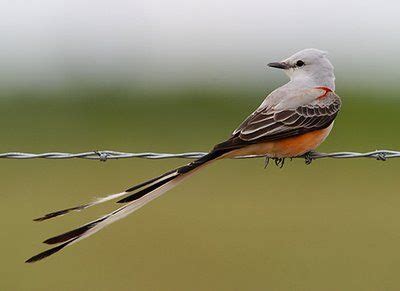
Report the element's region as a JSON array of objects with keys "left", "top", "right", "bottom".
[{"left": 26, "top": 48, "right": 342, "bottom": 263}]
